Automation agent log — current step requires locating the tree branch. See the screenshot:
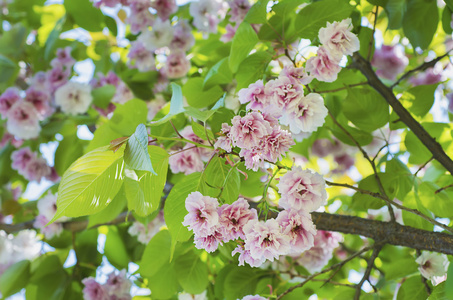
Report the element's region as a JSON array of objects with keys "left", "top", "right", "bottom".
[
  {"left": 352, "top": 52, "right": 453, "bottom": 175},
  {"left": 354, "top": 245, "right": 382, "bottom": 299}
]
